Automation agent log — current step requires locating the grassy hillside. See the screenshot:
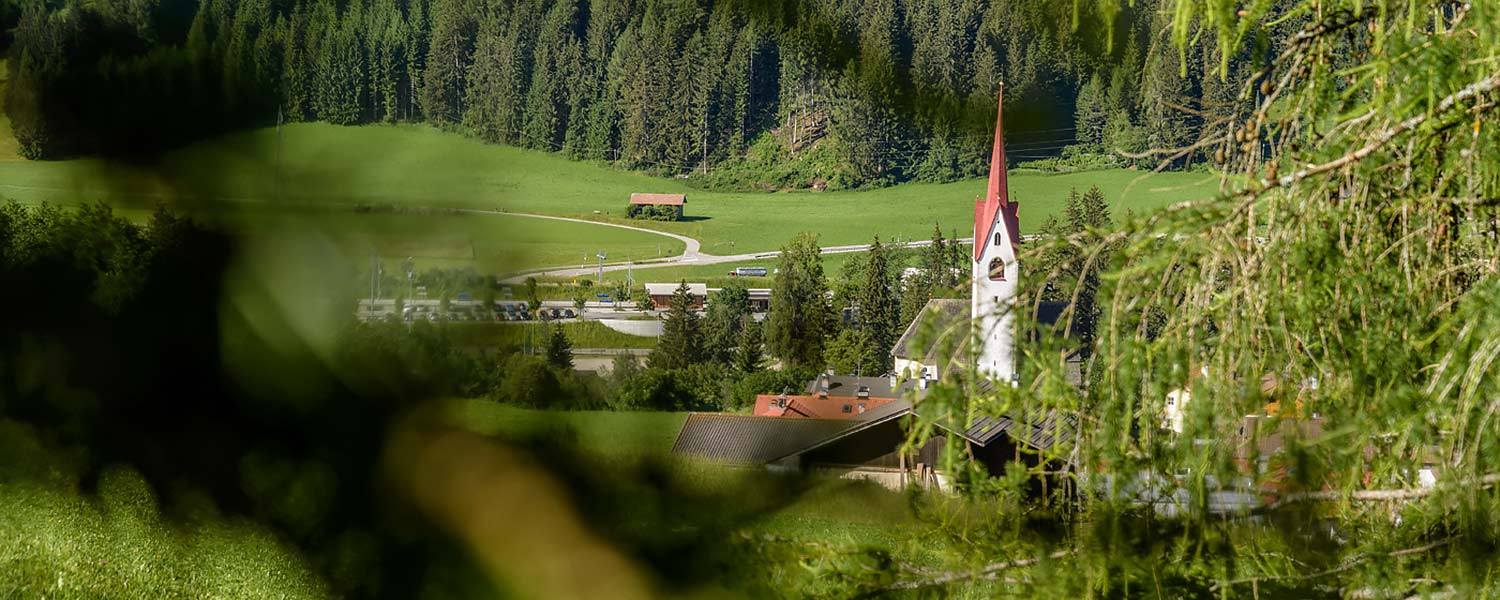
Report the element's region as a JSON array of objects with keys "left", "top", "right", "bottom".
[
  {"left": 0, "top": 421, "right": 328, "bottom": 599},
  {"left": 229, "top": 207, "right": 684, "bottom": 273},
  {"left": 0, "top": 123, "right": 1221, "bottom": 261}
]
